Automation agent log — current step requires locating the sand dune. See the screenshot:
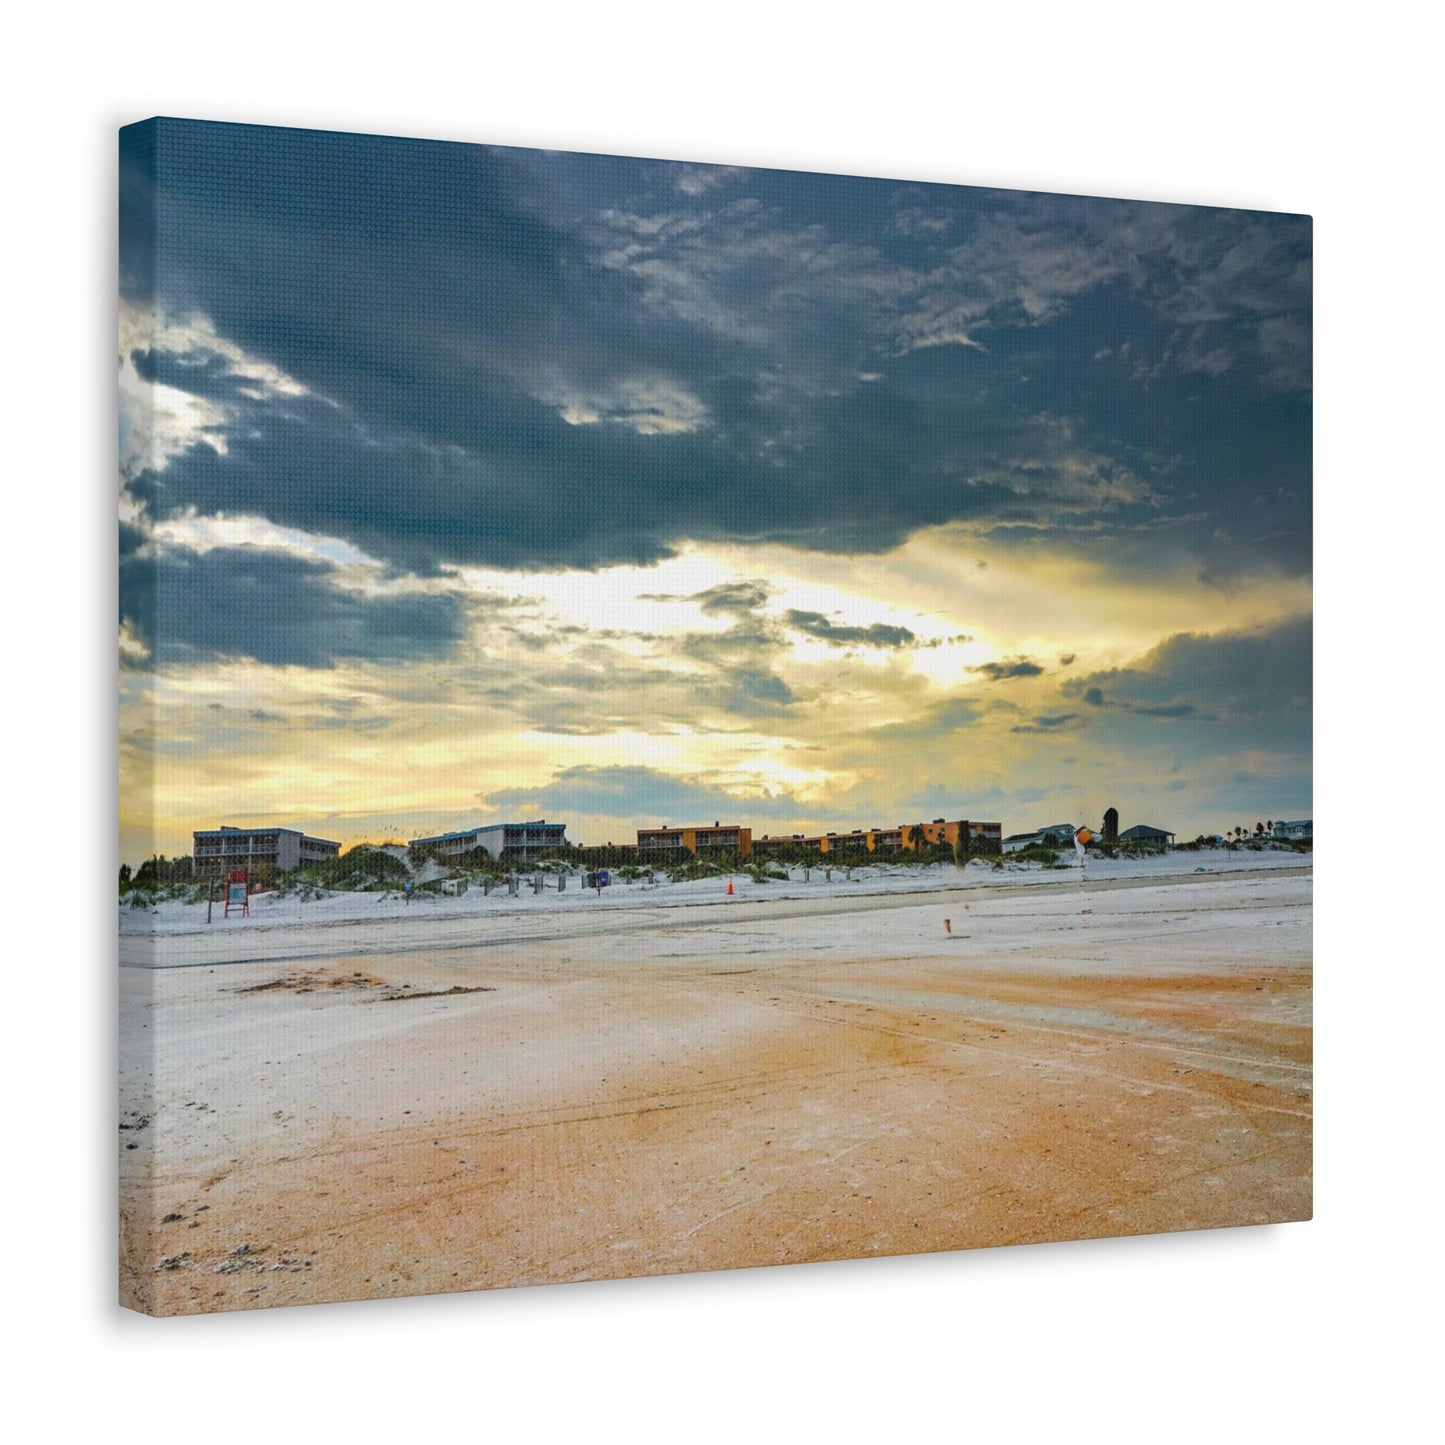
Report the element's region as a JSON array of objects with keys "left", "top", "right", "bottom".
[{"left": 119, "top": 849, "right": 1307, "bottom": 966}]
